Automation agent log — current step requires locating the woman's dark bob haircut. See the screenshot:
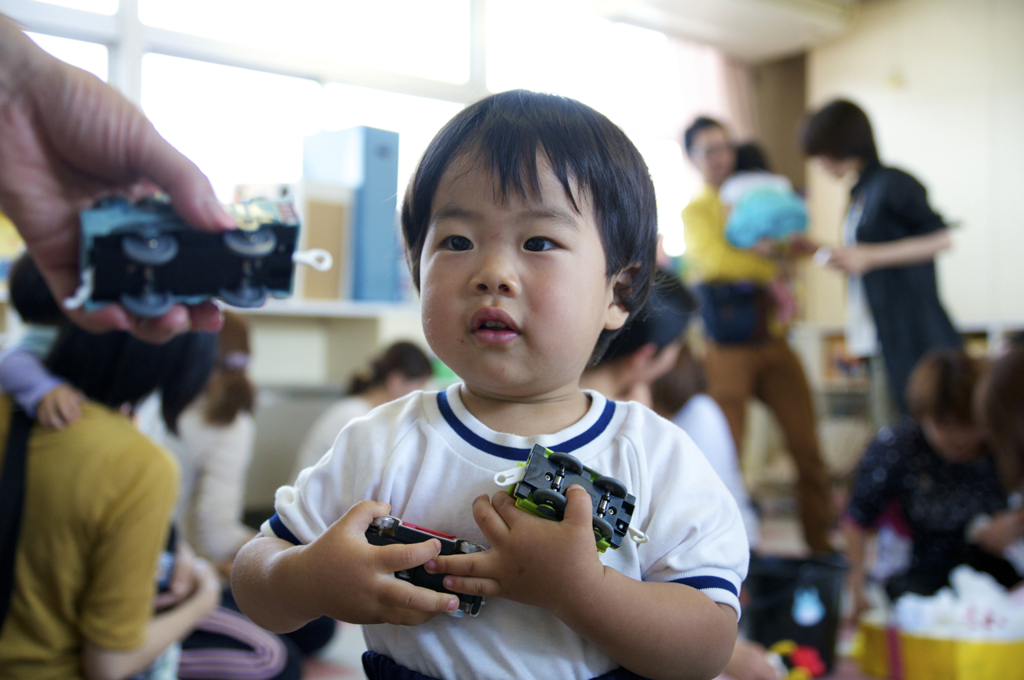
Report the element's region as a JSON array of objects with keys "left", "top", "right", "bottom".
[
  {"left": 46, "top": 326, "right": 217, "bottom": 433},
  {"left": 800, "top": 99, "right": 880, "bottom": 165},
  {"left": 400, "top": 90, "right": 658, "bottom": 358}
]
